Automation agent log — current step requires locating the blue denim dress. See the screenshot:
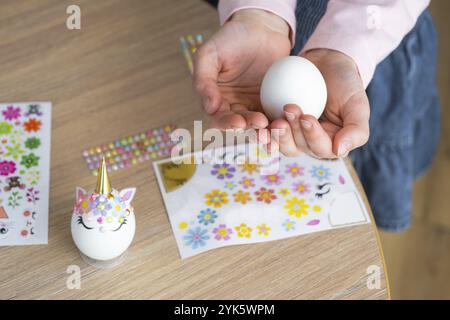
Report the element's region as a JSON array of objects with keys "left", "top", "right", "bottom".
[{"left": 292, "top": 0, "right": 441, "bottom": 231}]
